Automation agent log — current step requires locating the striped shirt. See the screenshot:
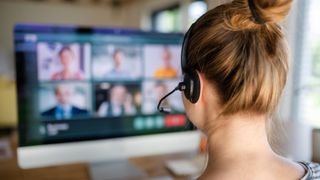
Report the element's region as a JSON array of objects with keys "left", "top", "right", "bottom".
[{"left": 299, "top": 162, "right": 320, "bottom": 180}]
